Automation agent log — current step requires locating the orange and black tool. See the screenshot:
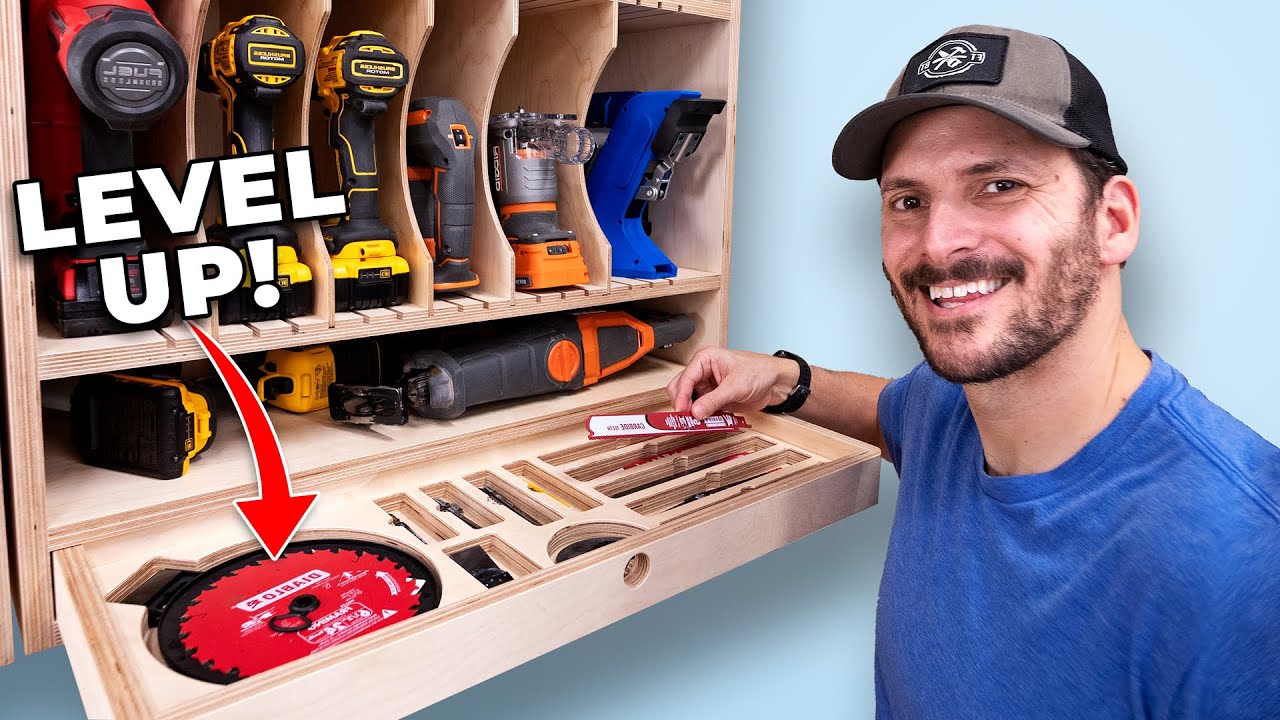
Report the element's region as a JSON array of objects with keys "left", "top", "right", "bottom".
[
  {"left": 488, "top": 108, "right": 595, "bottom": 289},
  {"left": 386, "top": 310, "right": 695, "bottom": 420},
  {"left": 28, "top": 0, "right": 186, "bottom": 337},
  {"left": 407, "top": 96, "right": 481, "bottom": 292}
]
